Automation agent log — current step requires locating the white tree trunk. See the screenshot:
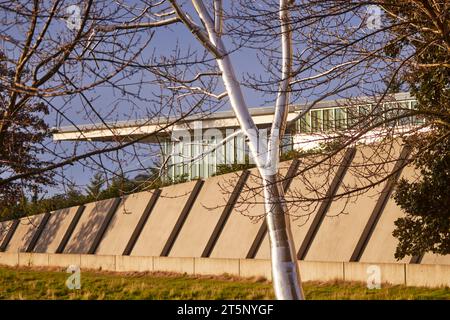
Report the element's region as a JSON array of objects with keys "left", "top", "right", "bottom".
[
  {"left": 263, "top": 0, "right": 305, "bottom": 299},
  {"left": 262, "top": 173, "right": 305, "bottom": 299},
  {"left": 174, "top": 0, "right": 304, "bottom": 299}
]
